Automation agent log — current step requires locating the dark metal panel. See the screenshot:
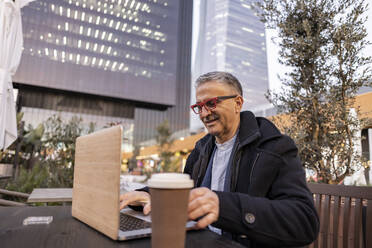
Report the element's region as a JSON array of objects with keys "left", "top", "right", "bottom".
[{"left": 14, "top": 0, "right": 180, "bottom": 106}]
